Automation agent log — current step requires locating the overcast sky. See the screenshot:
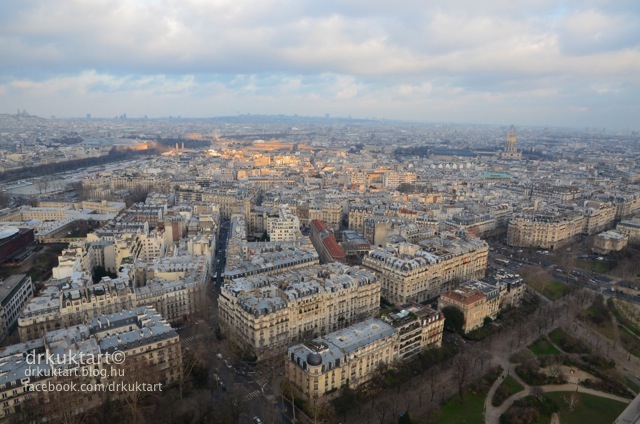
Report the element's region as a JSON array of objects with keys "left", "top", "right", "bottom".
[{"left": 1, "top": 0, "right": 639, "bottom": 129}]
